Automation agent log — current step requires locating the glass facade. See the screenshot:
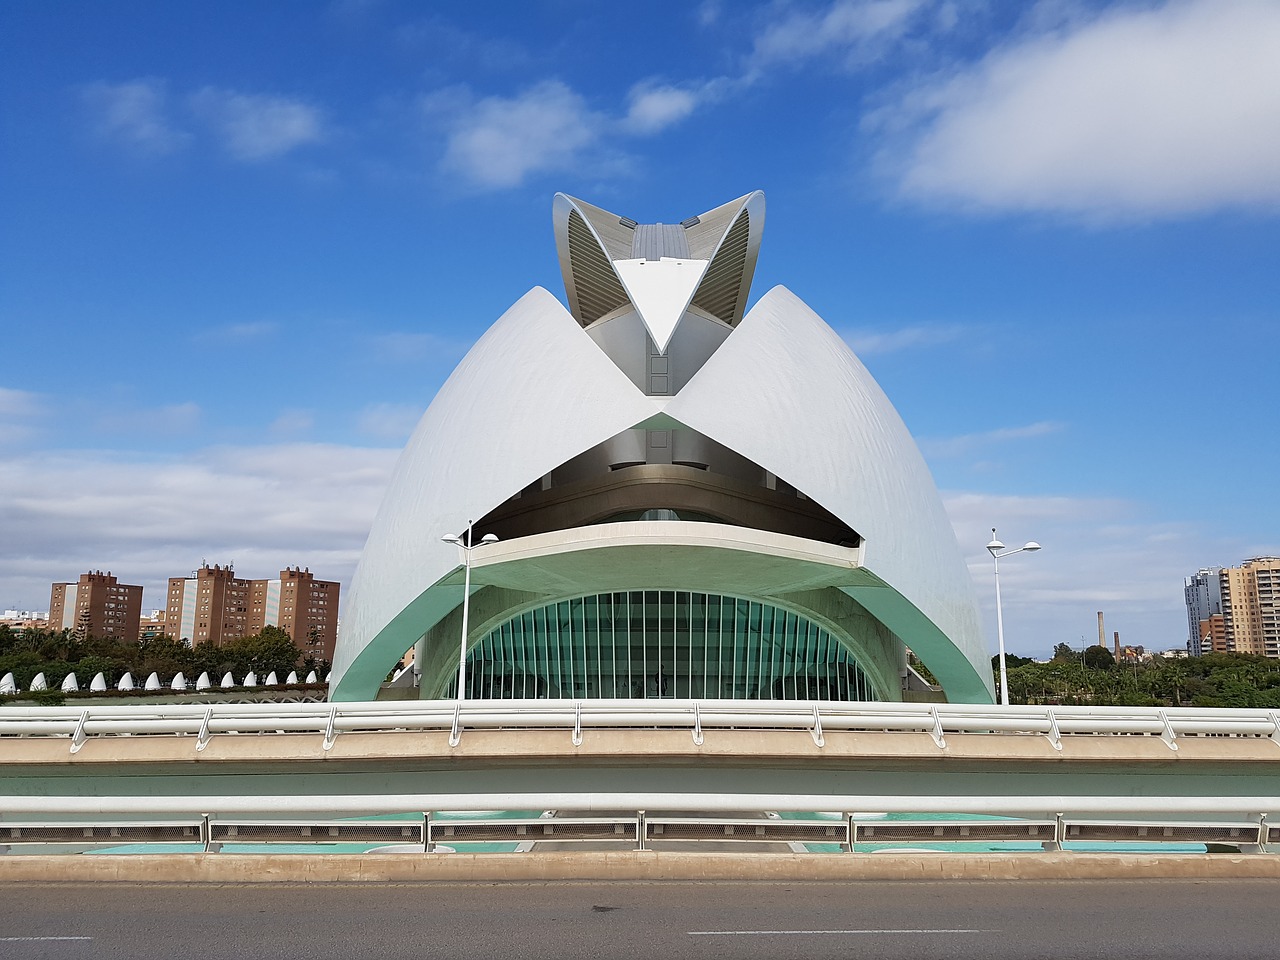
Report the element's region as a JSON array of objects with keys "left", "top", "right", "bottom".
[{"left": 442, "top": 590, "right": 879, "bottom": 701}]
